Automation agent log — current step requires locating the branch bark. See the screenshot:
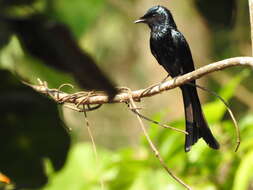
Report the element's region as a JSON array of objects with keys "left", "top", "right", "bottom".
[{"left": 27, "top": 57, "right": 253, "bottom": 105}]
